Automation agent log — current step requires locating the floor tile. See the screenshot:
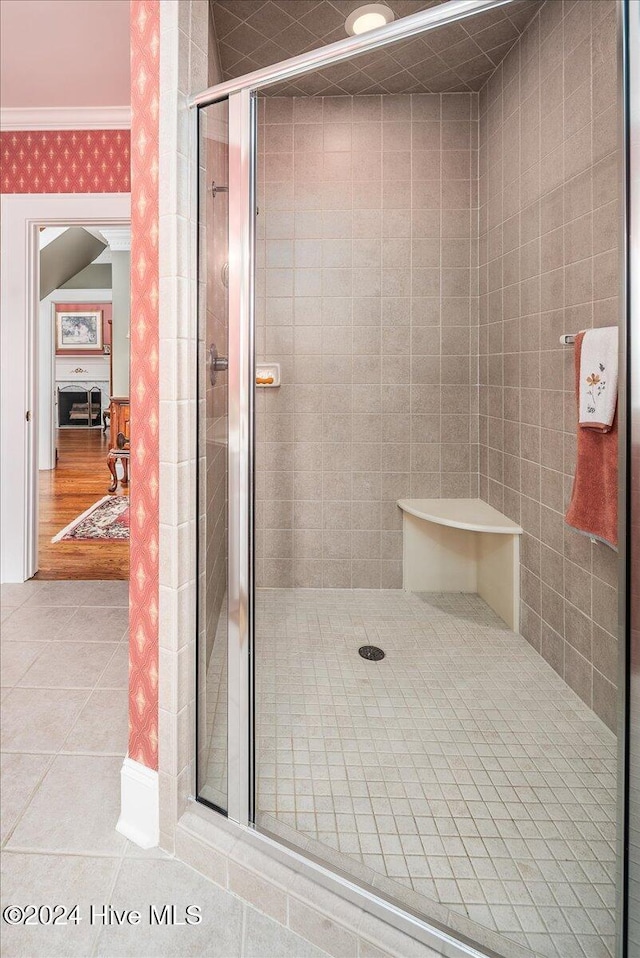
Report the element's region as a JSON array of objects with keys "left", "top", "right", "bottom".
[
  {"left": 0, "top": 851, "right": 119, "bottom": 957},
  {"left": 62, "top": 689, "right": 128, "bottom": 755},
  {"left": 86, "top": 581, "right": 130, "bottom": 608},
  {"left": 61, "top": 606, "right": 129, "bottom": 643},
  {"left": 123, "top": 842, "right": 172, "bottom": 860},
  {"left": 1, "top": 606, "right": 76, "bottom": 642},
  {"left": 1, "top": 688, "right": 90, "bottom": 752},
  {"left": 0, "top": 752, "right": 53, "bottom": 843},
  {"left": 17, "top": 642, "right": 118, "bottom": 689},
  {"left": 96, "top": 643, "right": 129, "bottom": 689},
  {"left": 243, "top": 905, "right": 331, "bottom": 957},
  {"left": 7, "top": 754, "right": 127, "bottom": 855},
  {"left": 1, "top": 605, "right": 16, "bottom": 624},
  {"left": 1, "top": 641, "right": 49, "bottom": 687},
  {"left": 93, "top": 858, "right": 243, "bottom": 956},
  {"left": 0, "top": 580, "right": 45, "bottom": 608},
  {"left": 23, "top": 580, "right": 129, "bottom": 608},
  {"left": 214, "top": 588, "right": 619, "bottom": 958},
  {"left": 0, "top": 580, "right": 618, "bottom": 958}
]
